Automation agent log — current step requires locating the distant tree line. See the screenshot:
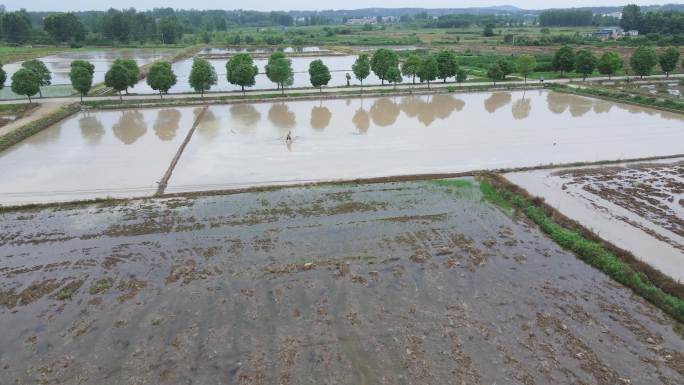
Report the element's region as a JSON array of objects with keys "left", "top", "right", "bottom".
[
  {"left": 621, "top": 4, "right": 684, "bottom": 34},
  {"left": 0, "top": 8, "right": 304, "bottom": 45},
  {"left": 538, "top": 10, "right": 594, "bottom": 27}
]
